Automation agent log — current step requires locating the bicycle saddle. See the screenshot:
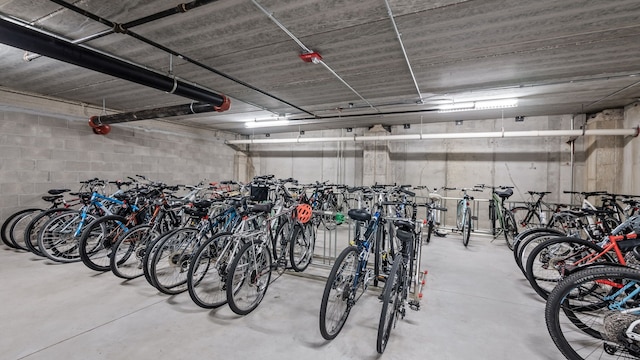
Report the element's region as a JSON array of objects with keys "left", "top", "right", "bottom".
[
  {"left": 396, "top": 228, "right": 413, "bottom": 243},
  {"left": 248, "top": 202, "right": 273, "bottom": 213},
  {"left": 348, "top": 208, "right": 371, "bottom": 222},
  {"left": 495, "top": 188, "right": 513, "bottom": 199},
  {"left": 47, "top": 189, "right": 70, "bottom": 195},
  {"left": 41, "top": 194, "right": 63, "bottom": 202},
  {"left": 193, "top": 199, "right": 213, "bottom": 209},
  {"left": 393, "top": 219, "right": 414, "bottom": 232}
]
